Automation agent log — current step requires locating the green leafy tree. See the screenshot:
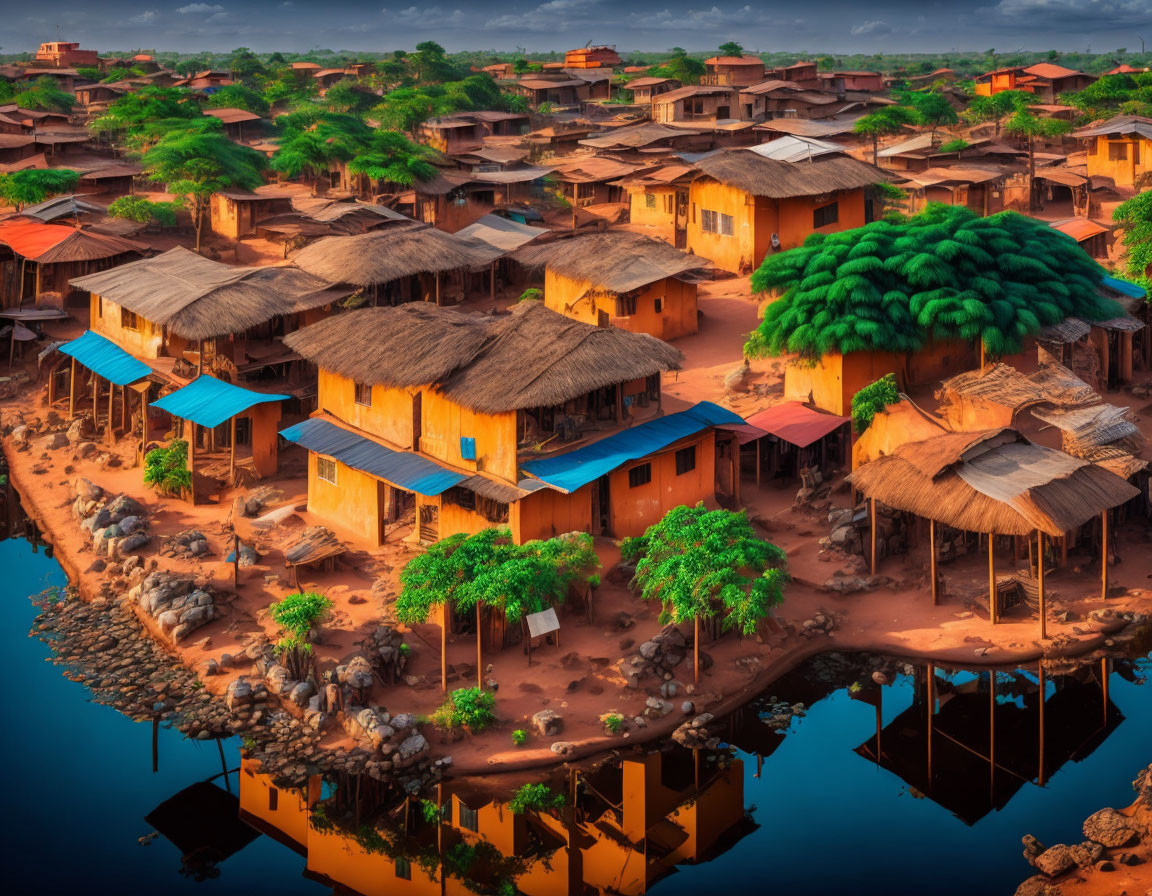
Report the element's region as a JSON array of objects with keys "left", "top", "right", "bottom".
[
  {"left": 141, "top": 130, "right": 265, "bottom": 251},
  {"left": 347, "top": 130, "right": 437, "bottom": 189},
  {"left": 268, "top": 591, "right": 332, "bottom": 680},
  {"left": 92, "top": 86, "right": 201, "bottom": 143},
  {"left": 411, "top": 40, "right": 461, "bottom": 83},
  {"left": 962, "top": 90, "right": 1032, "bottom": 137},
  {"left": 271, "top": 112, "right": 370, "bottom": 195},
  {"left": 508, "top": 784, "right": 565, "bottom": 814},
  {"left": 937, "top": 137, "right": 971, "bottom": 157},
  {"left": 204, "top": 83, "right": 269, "bottom": 114},
  {"left": 0, "top": 169, "right": 79, "bottom": 210},
  {"left": 1113, "top": 190, "right": 1152, "bottom": 294},
  {"left": 14, "top": 76, "right": 74, "bottom": 113},
  {"left": 1004, "top": 110, "right": 1072, "bottom": 209},
  {"left": 851, "top": 373, "right": 900, "bottom": 433},
  {"left": 430, "top": 687, "right": 497, "bottom": 731},
  {"left": 229, "top": 46, "right": 267, "bottom": 85},
  {"left": 853, "top": 106, "right": 917, "bottom": 164},
  {"left": 648, "top": 47, "right": 706, "bottom": 86},
  {"left": 898, "top": 88, "right": 958, "bottom": 139},
  {"left": 622, "top": 504, "right": 787, "bottom": 681},
  {"left": 143, "top": 439, "right": 192, "bottom": 497},
  {"left": 718, "top": 41, "right": 745, "bottom": 58},
  {"left": 745, "top": 205, "right": 1122, "bottom": 361},
  {"left": 1061, "top": 73, "right": 1152, "bottom": 120}
]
